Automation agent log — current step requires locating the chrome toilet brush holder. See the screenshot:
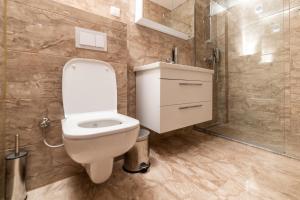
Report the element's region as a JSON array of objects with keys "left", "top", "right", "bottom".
[{"left": 5, "top": 134, "right": 28, "bottom": 200}]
